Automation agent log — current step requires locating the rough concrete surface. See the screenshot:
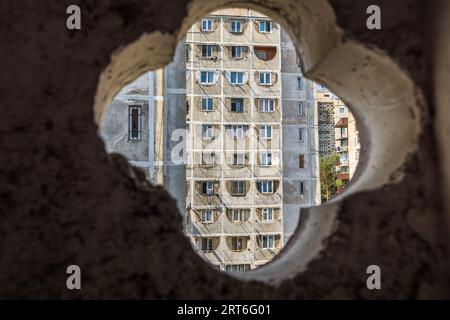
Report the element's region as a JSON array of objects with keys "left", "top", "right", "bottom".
[{"left": 0, "top": 0, "right": 449, "bottom": 299}]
